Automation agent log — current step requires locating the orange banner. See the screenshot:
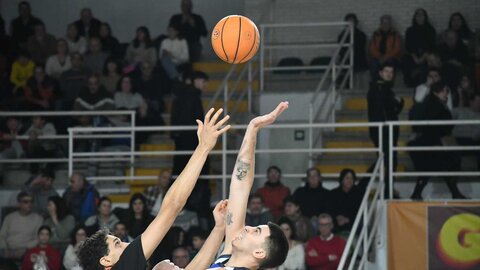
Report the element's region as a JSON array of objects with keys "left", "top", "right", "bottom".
[{"left": 388, "top": 201, "right": 480, "bottom": 270}]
